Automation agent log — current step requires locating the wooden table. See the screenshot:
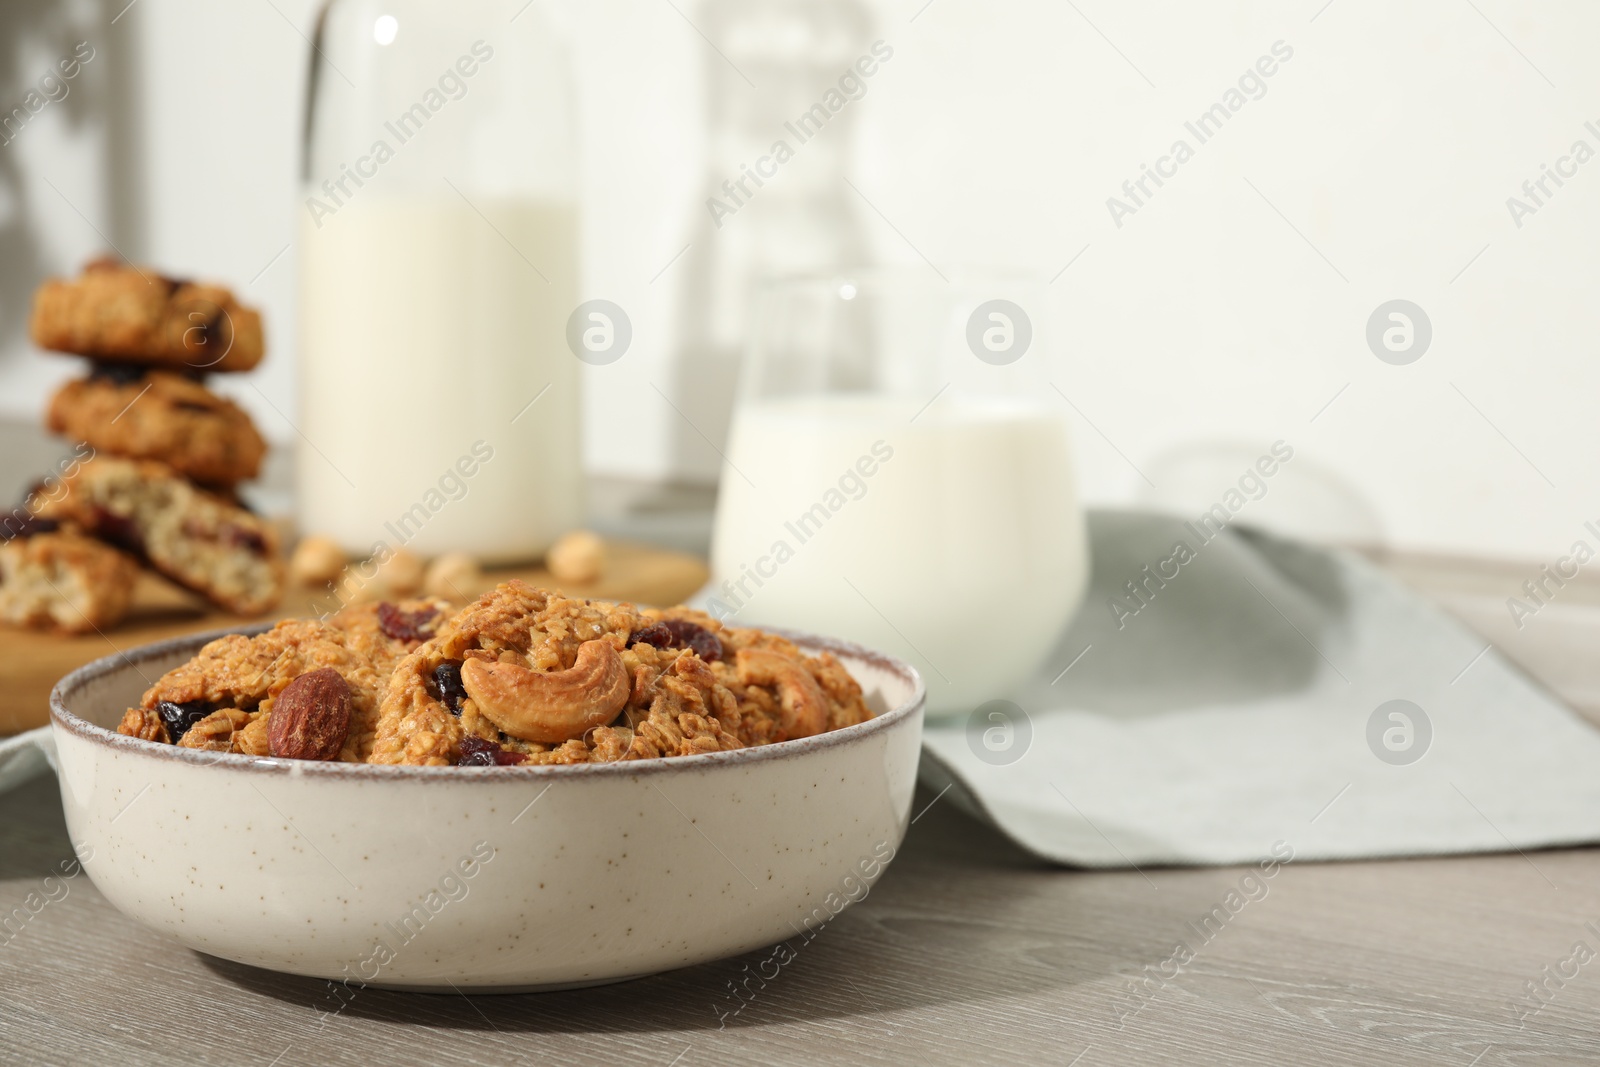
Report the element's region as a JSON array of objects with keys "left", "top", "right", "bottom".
[{"left": 4, "top": 553, "right": 1600, "bottom": 1065}]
